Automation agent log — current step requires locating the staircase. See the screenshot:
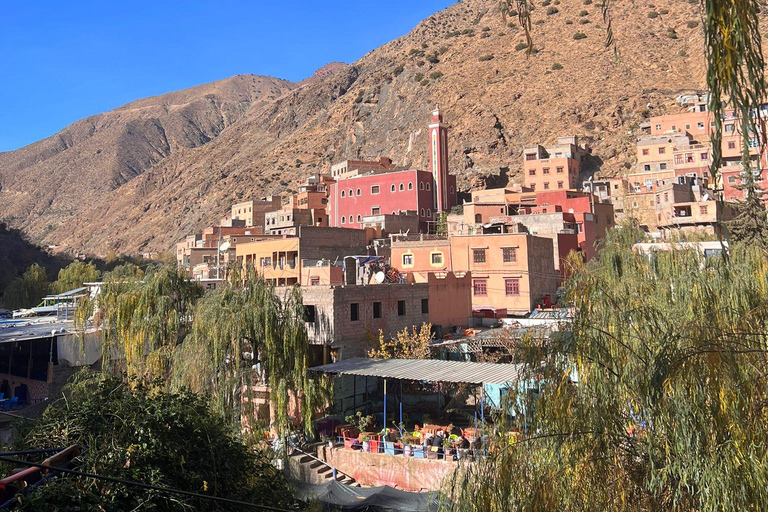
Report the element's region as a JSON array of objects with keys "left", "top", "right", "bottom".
[{"left": 289, "top": 447, "right": 359, "bottom": 487}]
